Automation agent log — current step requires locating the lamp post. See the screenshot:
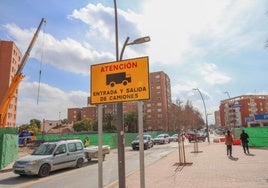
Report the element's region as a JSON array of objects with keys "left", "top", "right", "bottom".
[
  {"left": 115, "top": 36, "right": 150, "bottom": 188},
  {"left": 224, "top": 91, "right": 230, "bottom": 99},
  {"left": 193, "top": 88, "right": 210, "bottom": 143},
  {"left": 120, "top": 36, "right": 151, "bottom": 60},
  {"left": 206, "top": 113, "right": 212, "bottom": 129},
  {"left": 112, "top": 2, "right": 150, "bottom": 187}
]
